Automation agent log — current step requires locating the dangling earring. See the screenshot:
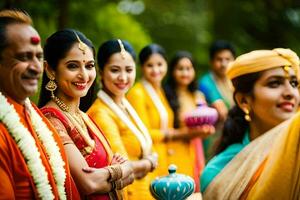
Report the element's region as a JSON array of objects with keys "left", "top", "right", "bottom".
[
  {"left": 244, "top": 108, "right": 251, "bottom": 122},
  {"left": 45, "top": 72, "right": 57, "bottom": 98},
  {"left": 45, "top": 71, "right": 70, "bottom": 112}
]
